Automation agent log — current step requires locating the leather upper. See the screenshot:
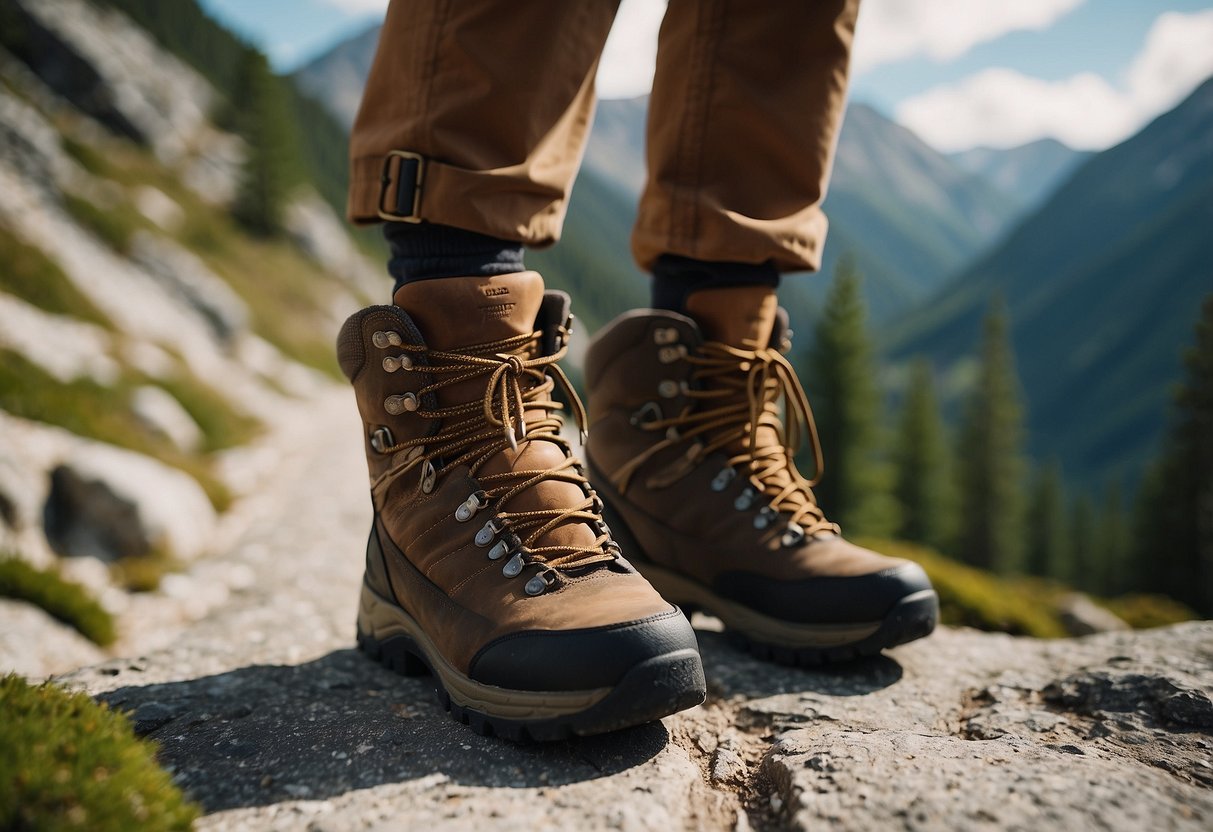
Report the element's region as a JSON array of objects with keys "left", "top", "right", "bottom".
[
  {"left": 342, "top": 273, "right": 682, "bottom": 680},
  {"left": 585, "top": 299, "right": 923, "bottom": 620}
]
